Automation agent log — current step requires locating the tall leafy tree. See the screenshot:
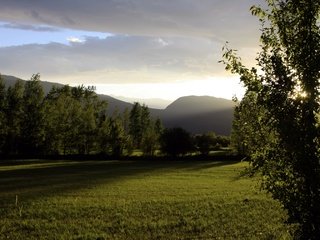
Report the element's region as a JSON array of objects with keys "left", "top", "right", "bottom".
[
  {"left": 0, "top": 75, "right": 7, "bottom": 153},
  {"left": 44, "top": 87, "right": 82, "bottom": 154},
  {"left": 231, "top": 92, "right": 273, "bottom": 163},
  {"left": 44, "top": 85, "right": 106, "bottom": 155},
  {"left": 222, "top": 0, "right": 320, "bottom": 238},
  {"left": 4, "top": 80, "right": 24, "bottom": 154},
  {"left": 108, "top": 116, "right": 127, "bottom": 157},
  {"left": 97, "top": 114, "right": 111, "bottom": 155},
  {"left": 20, "top": 74, "right": 45, "bottom": 155},
  {"left": 77, "top": 87, "right": 97, "bottom": 154},
  {"left": 129, "top": 102, "right": 153, "bottom": 149},
  {"left": 141, "top": 118, "right": 162, "bottom": 156}
]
